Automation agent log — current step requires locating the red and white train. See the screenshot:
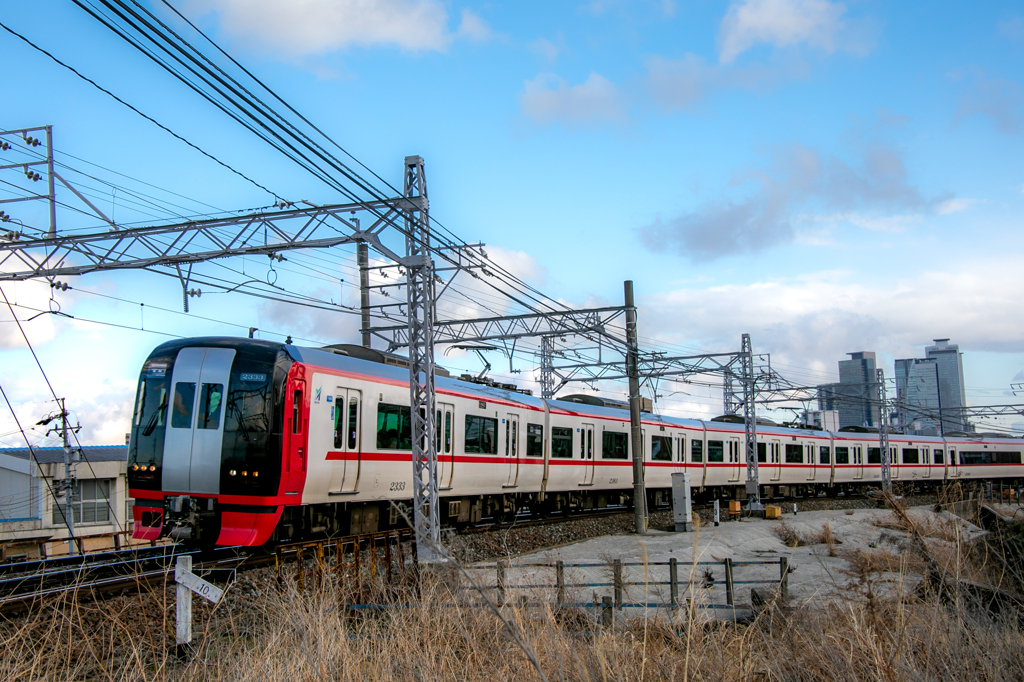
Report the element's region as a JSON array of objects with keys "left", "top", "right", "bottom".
[{"left": 127, "top": 337, "right": 1024, "bottom": 546}]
